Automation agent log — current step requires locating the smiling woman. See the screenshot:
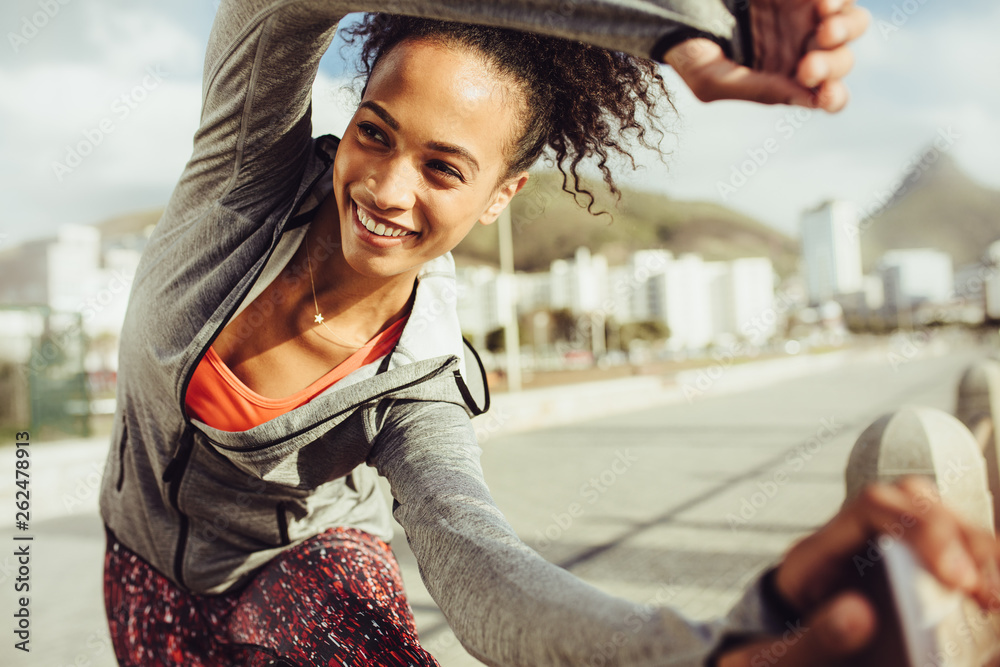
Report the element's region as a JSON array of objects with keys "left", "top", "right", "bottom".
[{"left": 94, "top": 1, "right": 883, "bottom": 666}]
